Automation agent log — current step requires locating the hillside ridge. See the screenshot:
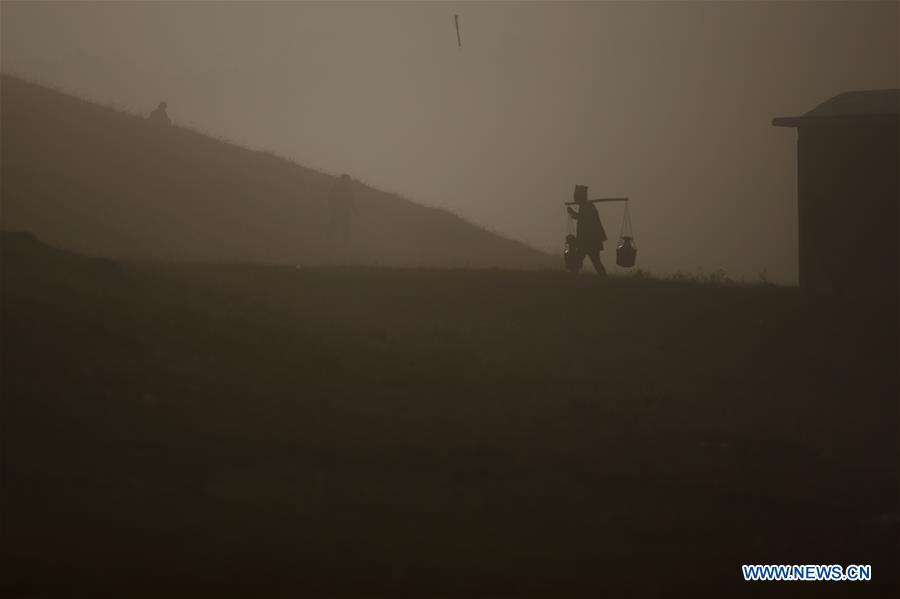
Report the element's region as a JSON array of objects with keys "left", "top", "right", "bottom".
[{"left": 0, "top": 75, "right": 555, "bottom": 269}]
